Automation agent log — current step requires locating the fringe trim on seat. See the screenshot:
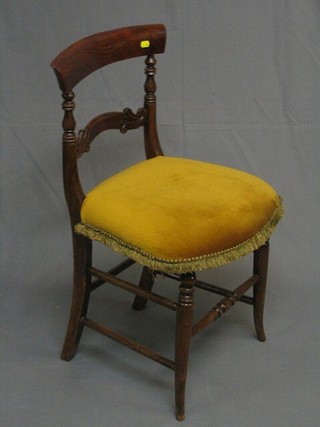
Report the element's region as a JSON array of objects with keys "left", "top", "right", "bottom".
[{"left": 74, "top": 199, "right": 284, "bottom": 274}]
